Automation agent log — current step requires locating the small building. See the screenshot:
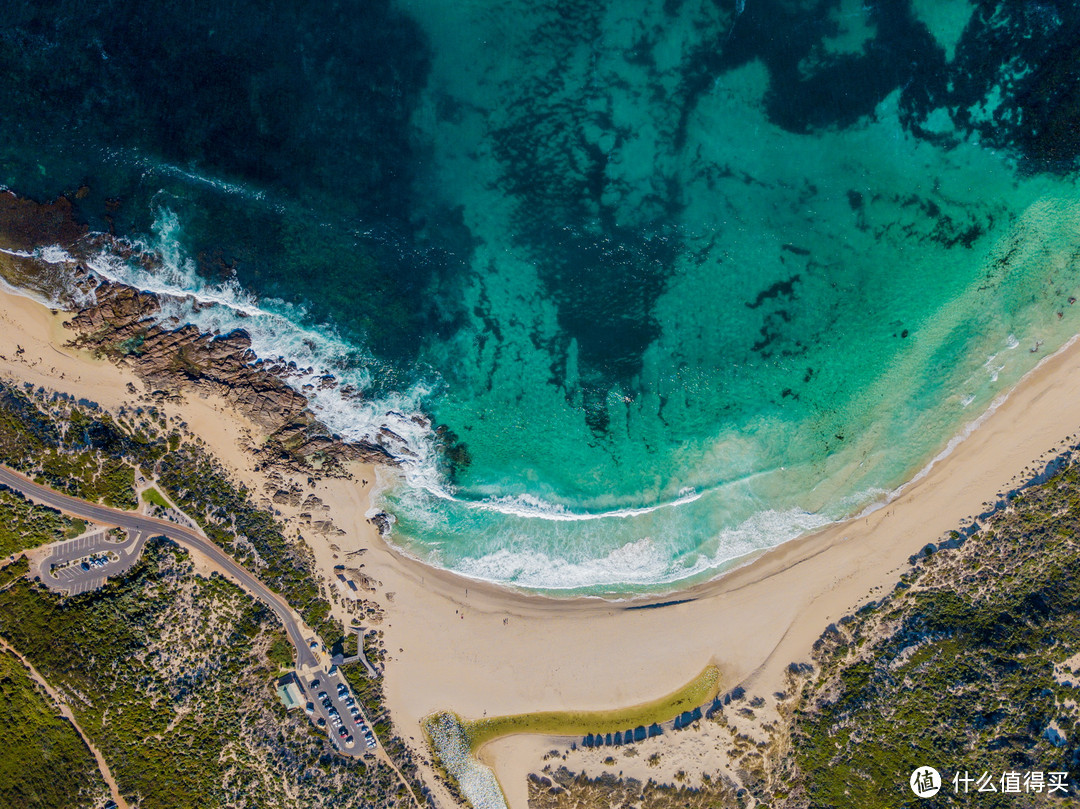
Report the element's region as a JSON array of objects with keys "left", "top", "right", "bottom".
[{"left": 276, "top": 673, "right": 303, "bottom": 711}]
